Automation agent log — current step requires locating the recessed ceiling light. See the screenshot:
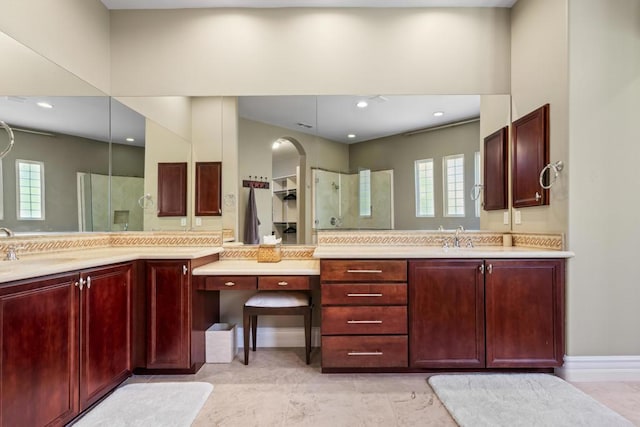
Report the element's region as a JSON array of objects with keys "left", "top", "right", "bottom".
[
  {"left": 126, "top": 137, "right": 135, "bottom": 142},
  {"left": 356, "top": 100, "right": 368, "bottom": 108},
  {"left": 433, "top": 111, "right": 444, "bottom": 117},
  {"left": 347, "top": 134, "right": 356, "bottom": 139},
  {"left": 37, "top": 101, "right": 53, "bottom": 109}
]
